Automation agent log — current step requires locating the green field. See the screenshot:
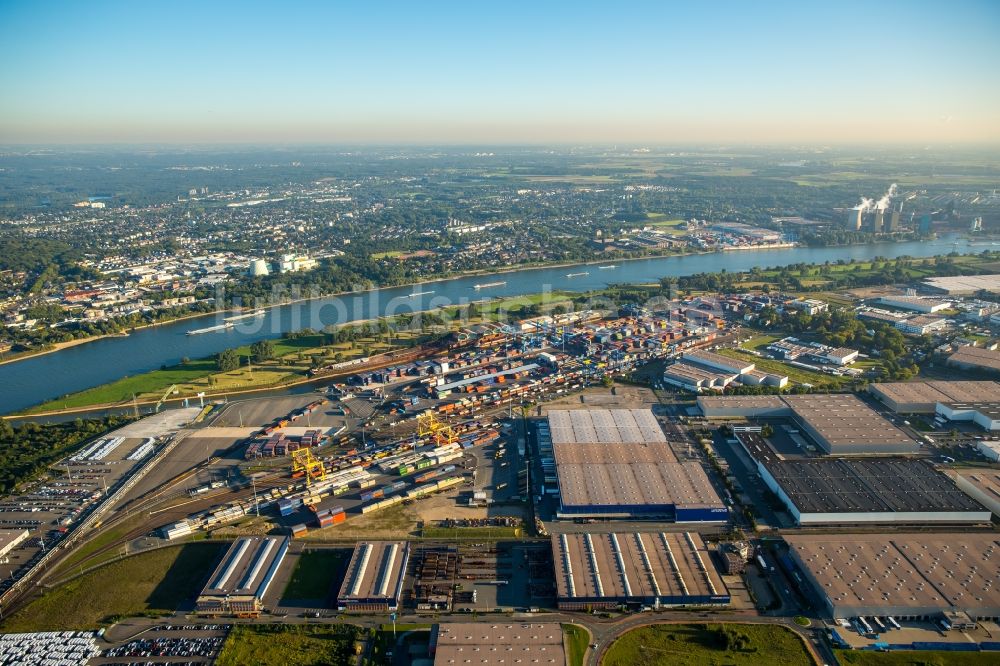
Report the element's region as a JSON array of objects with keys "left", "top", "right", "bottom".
[
  {"left": 837, "top": 649, "right": 999, "bottom": 666},
  {"left": 26, "top": 359, "right": 222, "bottom": 412},
  {"left": 602, "top": 623, "right": 814, "bottom": 666},
  {"left": 1, "top": 543, "right": 224, "bottom": 631},
  {"left": 22, "top": 331, "right": 386, "bottom": 414},
  {"left": 215, "top": 624, "right": 360, "bottom": 666},
  {"left": 563, "top": 623, "right": 590, "bottom": 666},
  {"left": 646, "top": 213, "right": 688, "bottom": 234},
  {"left": 281, "top": 549, "right": 345, "bottom": 601},
  {"left": 51, "top": 513, "right": 149, "bottom": 577}
]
